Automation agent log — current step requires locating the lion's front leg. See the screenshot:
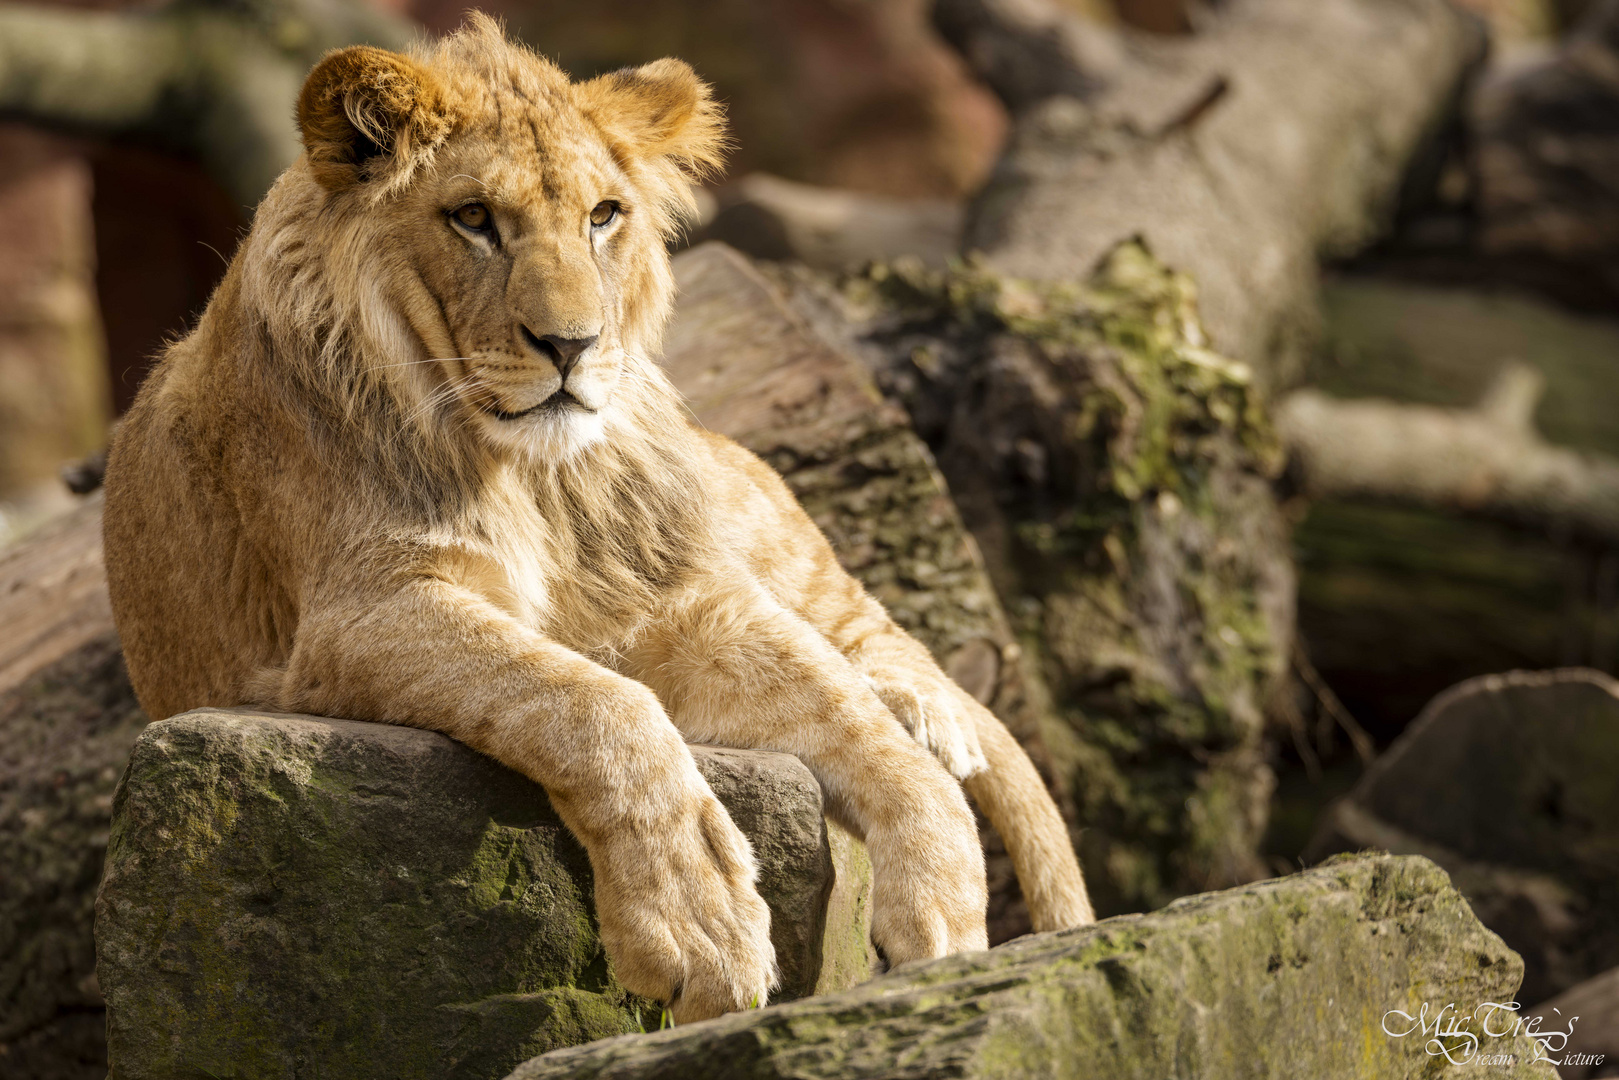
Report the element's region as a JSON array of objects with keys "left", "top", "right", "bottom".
[
  {"left": 841, "top": 625, "right": 1094, "bottom": 939},
  {"left": 274, "top": 577, "right": 776, "bottom": 1023},
  {"left": 629, "top": 586, "right": 989, "bottom": 965},
  {"left": 848, "top": 624, "right": 992, "bottom": 783},
  {"left": 828, "top": 595, "right": 1096, "bottom": 933}
]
